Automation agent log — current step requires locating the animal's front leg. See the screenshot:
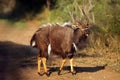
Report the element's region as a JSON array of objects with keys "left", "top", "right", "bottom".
[
  {"left": 58, "top": 59, "right": 67, "bottom": 75},
  {"left": 70, "top": 58, "right": 76, "bottom": 75}
]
